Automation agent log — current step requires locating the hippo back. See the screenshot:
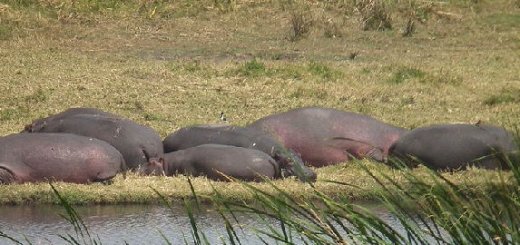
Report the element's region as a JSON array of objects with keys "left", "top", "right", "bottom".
[
  {"left": 164, "top": 125, "right": 286, "bottom": 154},
  {"left": 23, "top": 107, "right": 120, "bottom": 133}
]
